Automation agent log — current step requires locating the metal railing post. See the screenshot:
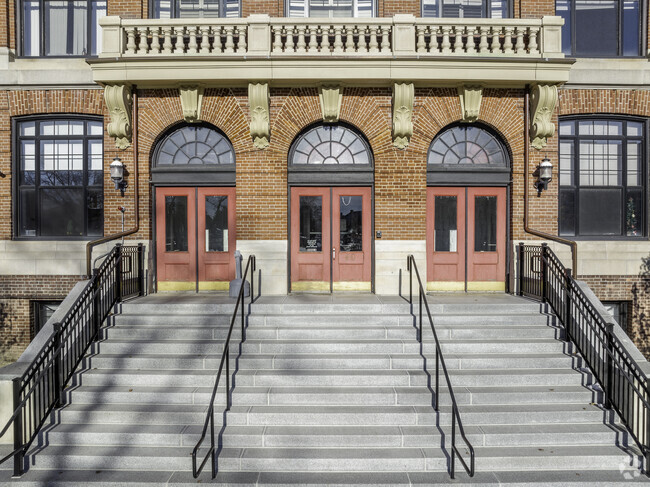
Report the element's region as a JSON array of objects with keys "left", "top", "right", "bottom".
[
  {"left": 563, "top": 268, "right": 572, "bottom": 342},
  {"left": 137, "top": 243, "right": 145, "bottom": 296},
  {"left": 226, "top": 346, "right": 231, "bottom": 411},
  {"left": 408, "top": 257, "right": 413, "bottom": 305},
  {"left": 92, "top": 269, "right": 101, "bottom": 340},
  {"left": 418, "top": 292, "right": 423, "bottom": 343},
  {"left": 604, "top": 323, "right": 614, "bottom": 410},
  {"left": 11, "top": 377, "right": 23, "bottom": 478},
  {"left": 53, "top": 323, "right": 64, "bottom": 407},
  {"left": 540, "top": 243, "right": 548, "bottom": 303},
  {"left": 517, "top": 242, "right": 524, "bottom": 296},
  {"left": 115, "top": 243, "right": 123, "bottom": 301}
]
